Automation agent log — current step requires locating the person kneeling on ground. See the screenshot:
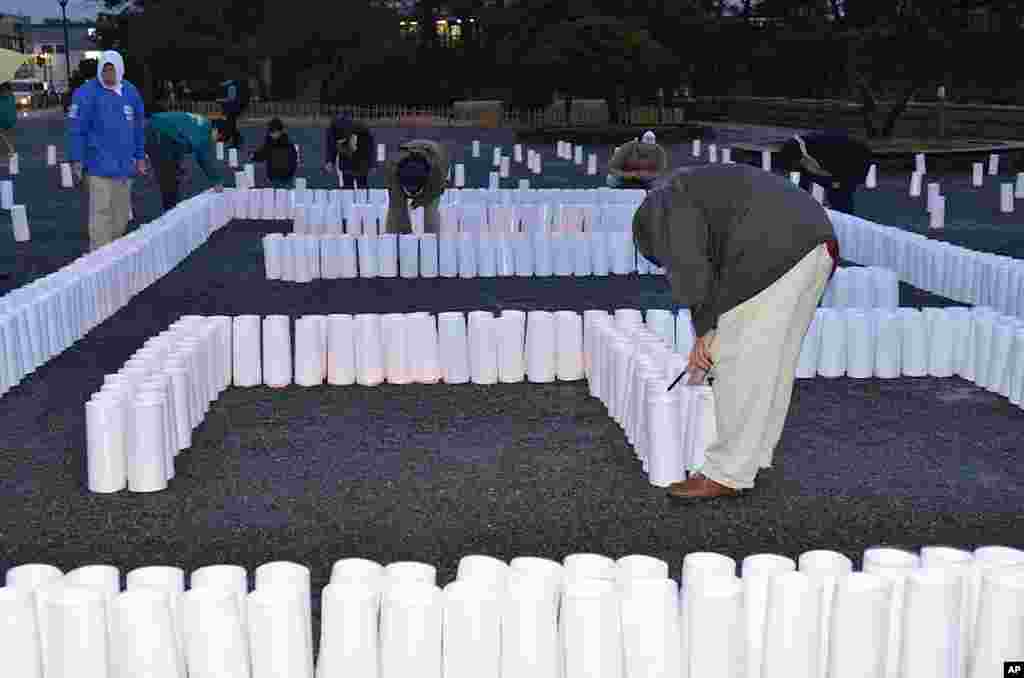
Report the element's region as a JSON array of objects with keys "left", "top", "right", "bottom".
[
  {"left": 607, "top": 130, "right": 668, "bottom": 189},
  {"left": 251, "top": 117, "right": 298, "bottom": 189},
  {"left": 324, "top": 114, "right": 375, "bottom": 190},
  {"left": 777, "top": 132, "right": 873, "bottom": 216},
  {"left": 384, "top": 140, "right": 449, "bottom": 234},
  {"left": 633, "top": 163, "right": 839, "bottom": 500},
  {"left": 145, "top": 110, "right": 224, "bottom": 212}
]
